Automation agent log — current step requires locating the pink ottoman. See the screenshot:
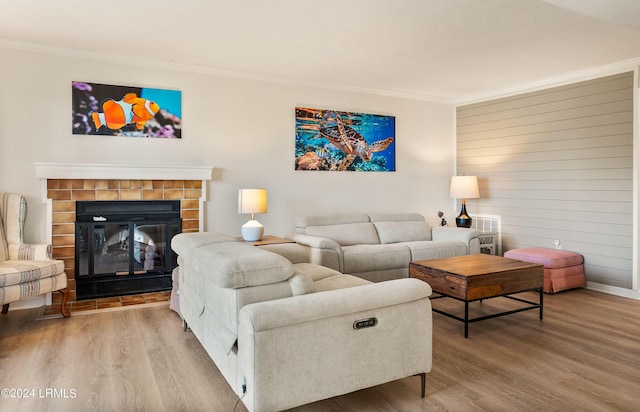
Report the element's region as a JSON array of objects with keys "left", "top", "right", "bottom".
[{"left": 504, "top": 248, "right": 586, "bottom": 293}]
